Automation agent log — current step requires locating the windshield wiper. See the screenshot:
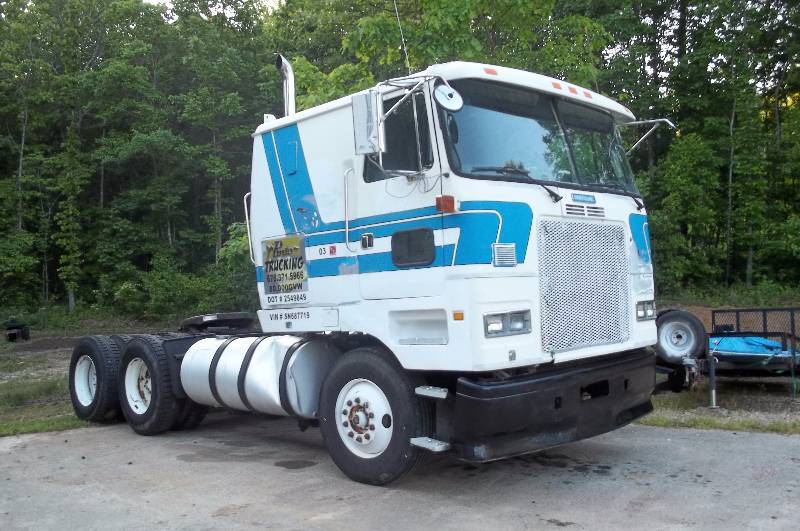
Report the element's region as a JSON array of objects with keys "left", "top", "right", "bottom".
[
  {"left": 472, "top": 165, "right": 530, "bottom": 176},
  {"left": 470, "top": 166, "right": 563, "bottom": 203},
  {"left": 588, "top": 182, "right": 645, "bottom": 211}
]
